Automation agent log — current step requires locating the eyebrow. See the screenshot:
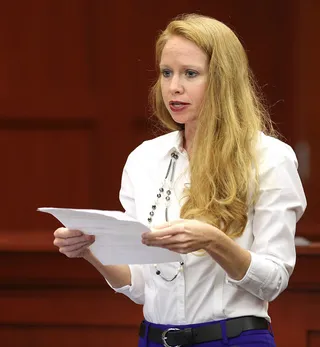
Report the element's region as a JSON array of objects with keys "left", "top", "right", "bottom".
[{"left": 159, "top": 64, "right": 205, "bottom": 70}]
